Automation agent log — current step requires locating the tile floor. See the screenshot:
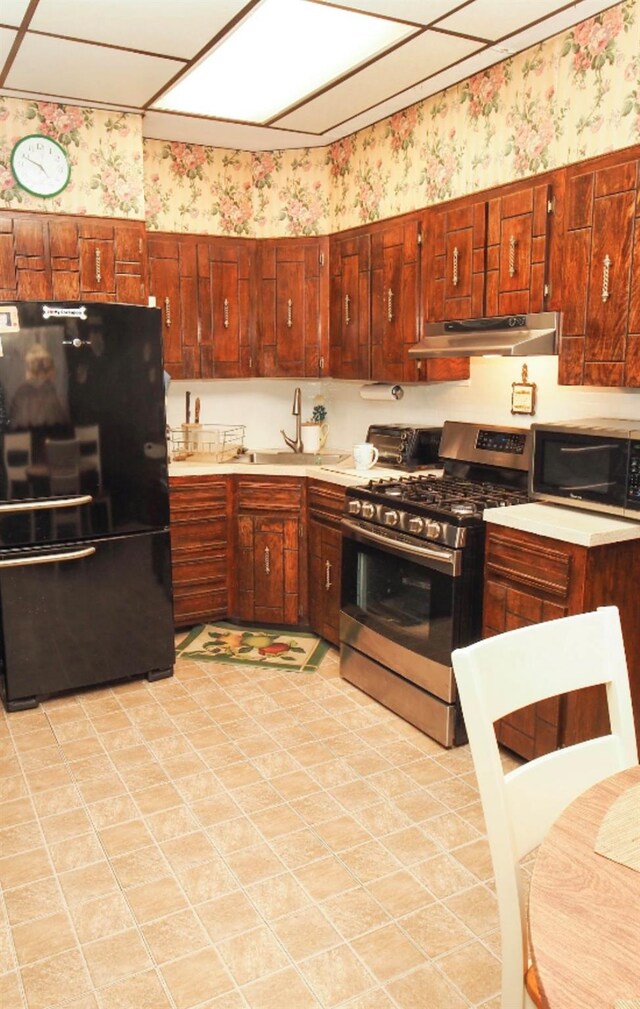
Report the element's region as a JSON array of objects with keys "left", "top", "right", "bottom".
[{"left": 0, "top": 643, "right": 517, "bottom": 1009}]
